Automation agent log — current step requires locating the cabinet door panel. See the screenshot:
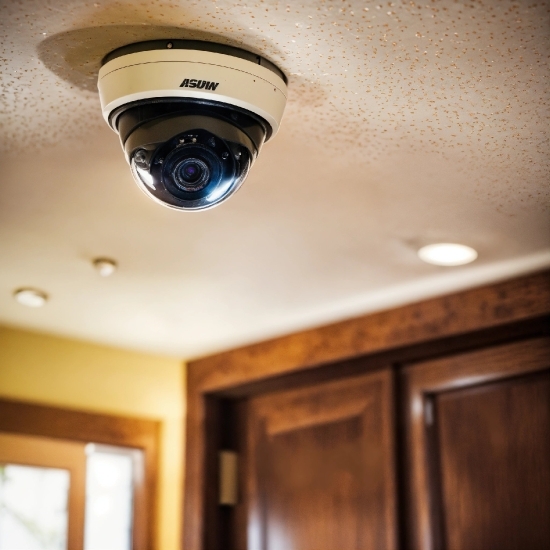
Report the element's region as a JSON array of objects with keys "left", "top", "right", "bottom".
[
  {"left": 402, "top": 337, "right": 550, "bottom": 550},
  {"left": 243, "top": 369, "right": 397, "bottom": 550},
  {"left": 437, "top": 373, "right": 550, "bottom": 550}
]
